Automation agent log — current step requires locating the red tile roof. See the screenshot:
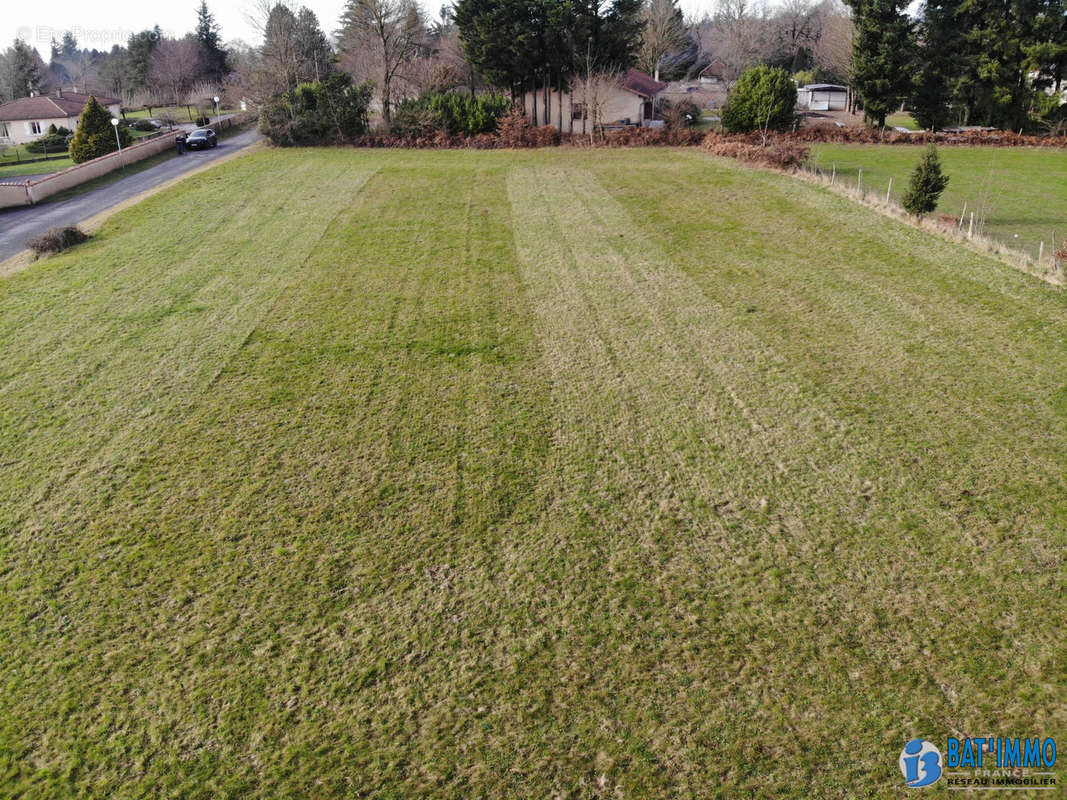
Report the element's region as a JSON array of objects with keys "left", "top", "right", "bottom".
[
  {"left": 619, "top": 69, "right": 668, "bottom": 98},
  {"left": 0, "top": 92, "right": 122, "bottom": 122}
]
